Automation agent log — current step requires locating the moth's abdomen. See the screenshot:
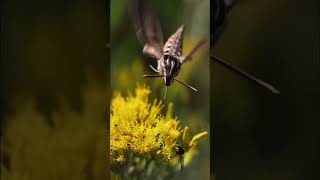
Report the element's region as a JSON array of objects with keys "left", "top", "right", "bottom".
[{"left": 163, "top": 25, "right": 184, "bottom": 57}]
